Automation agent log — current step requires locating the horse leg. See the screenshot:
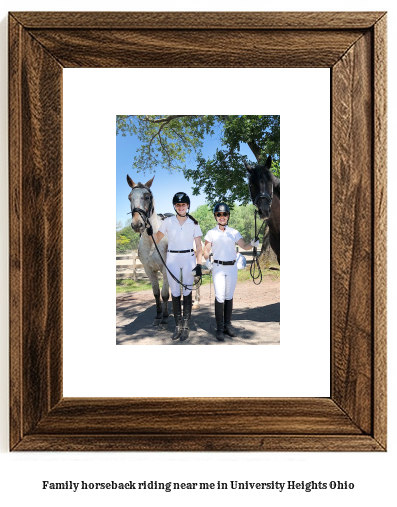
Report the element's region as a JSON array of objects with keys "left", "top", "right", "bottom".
[
  {"left": 148, "top": 272, "right": 163, "bottom": 326},
  {"left": 192, "top": 276, "right": 200, "bottom": 310},
  {"left": 160, "top": 267, "right": 170, "bottom": 328}
]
